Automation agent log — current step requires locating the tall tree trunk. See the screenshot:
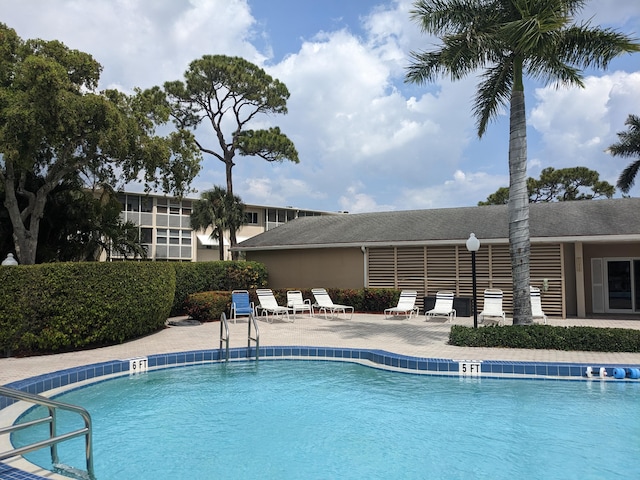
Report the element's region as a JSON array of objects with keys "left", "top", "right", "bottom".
[
  {"left": 224, "top": 157, "right": 239, "bottom": 260},
  {"left": 2, "top": 164, "right": 49, "bottom": 265},
  {"left": 218, "top": 234, "right": 225, "bottom": 261},
  {"left": 508, "top": 88, "right": 532, "bottom": 325}
]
